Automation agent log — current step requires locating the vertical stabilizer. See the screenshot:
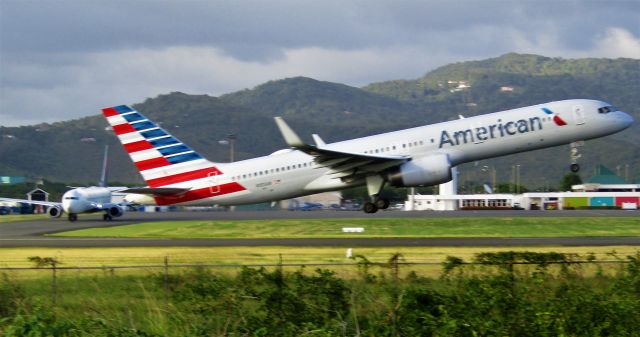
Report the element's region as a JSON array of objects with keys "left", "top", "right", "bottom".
[
  {"left": 99, "top": 145, "right": 109, "bottom": 187},
  {"left": 101, "top": 105, "right": 220, "bottom": 188}
]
